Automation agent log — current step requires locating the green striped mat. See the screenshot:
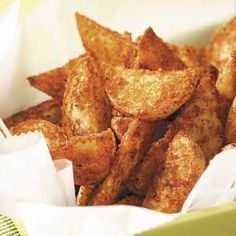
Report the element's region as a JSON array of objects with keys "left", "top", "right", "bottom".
[{"left": 0, "top": 215, "right": 27, "bottom": 236}]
